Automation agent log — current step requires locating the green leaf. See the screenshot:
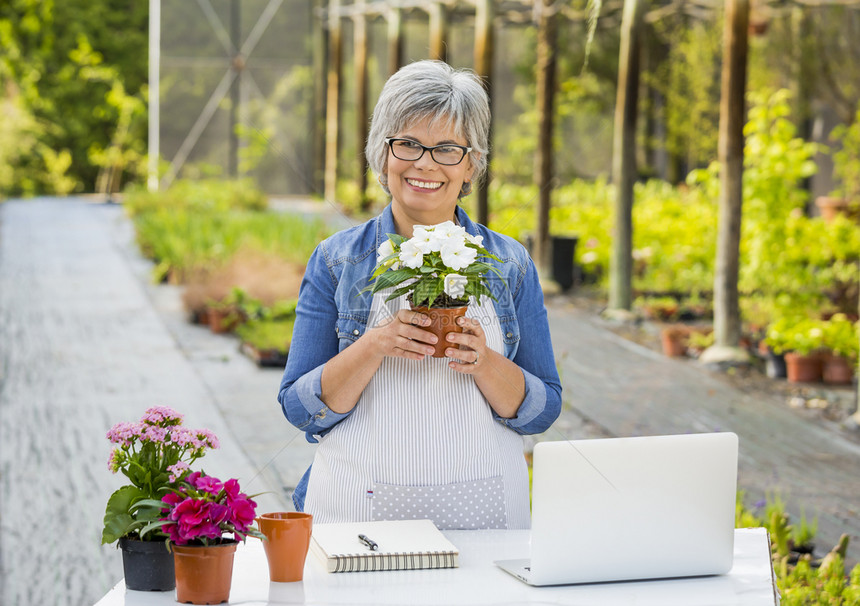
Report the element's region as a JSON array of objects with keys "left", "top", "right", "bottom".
[
  {"left": 371, "top": 268, "right": 415, "bottom": 292},
  {"left": 385, "top": 284, "right": 415, "bottom": 302},
  {"left": 102, "top": 485, "right": 145, "bottom": 544},
  {"left": 139, "top": 520, "right": 172, "bottom": 540}
]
